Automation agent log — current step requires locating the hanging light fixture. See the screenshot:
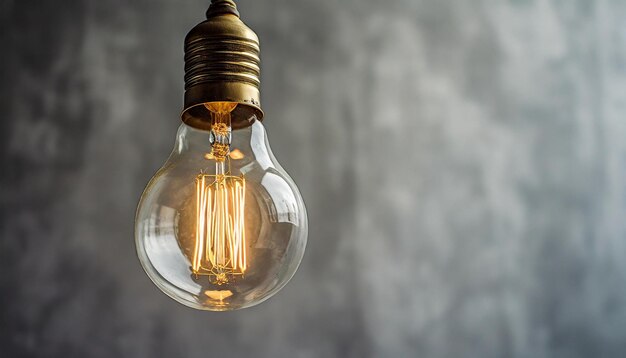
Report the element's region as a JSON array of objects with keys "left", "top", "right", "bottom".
[{"left": 135, "top": 0, "right": 308, "bottom": 311}]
